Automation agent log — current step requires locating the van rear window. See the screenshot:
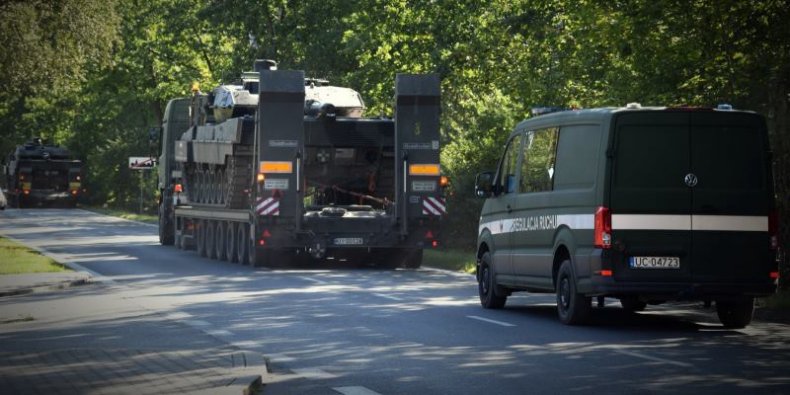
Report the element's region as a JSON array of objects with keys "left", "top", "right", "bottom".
[
  {"left": 691, "top": 125, "right": 764, "bottom": 191},
  {"left": 613, "top": 125, "right": 688, "bottom": 189}
]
